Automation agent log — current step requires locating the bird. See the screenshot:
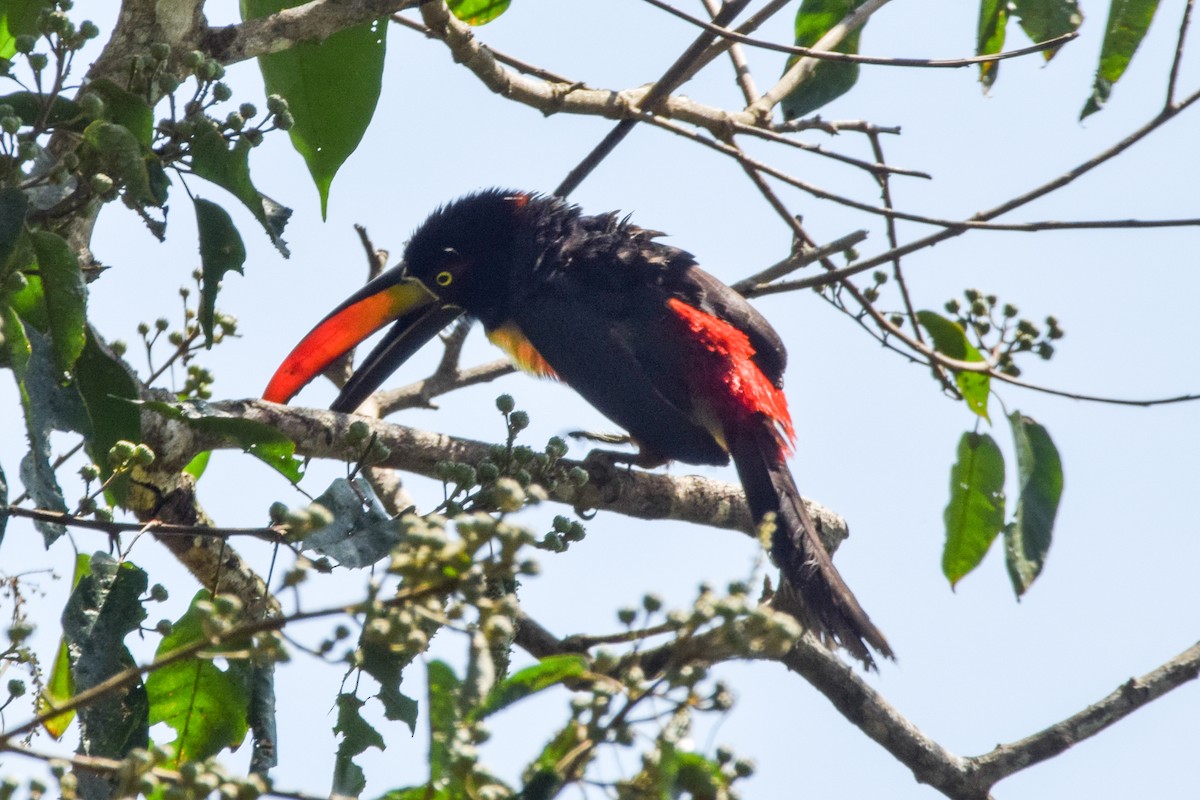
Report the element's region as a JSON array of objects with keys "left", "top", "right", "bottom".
[{"left": 263, "top": 189, "right": 892, "bottom": 667}]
